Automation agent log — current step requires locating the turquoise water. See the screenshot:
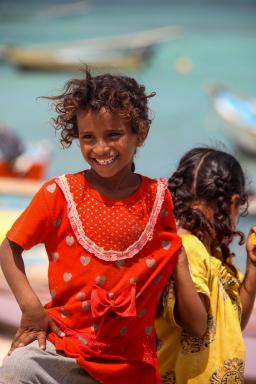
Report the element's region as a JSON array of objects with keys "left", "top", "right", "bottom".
[{"left": 0, "top": 0, "right": 256, "bottom": 270}]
